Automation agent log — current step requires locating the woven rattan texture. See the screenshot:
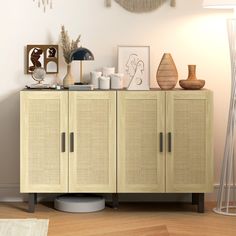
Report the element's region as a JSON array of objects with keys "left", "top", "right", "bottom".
[
  {"left": 28, "top": 99, "right": 60, "bottom": 185},
  {"left": 125, "top": 99, "right": 158, "bottom": 185},
  {"left": 76, "top": 99, "right": 110, "bottom": 185},
  {"left": 173, "top": 100, "right": 206, "bottom": 185}
]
